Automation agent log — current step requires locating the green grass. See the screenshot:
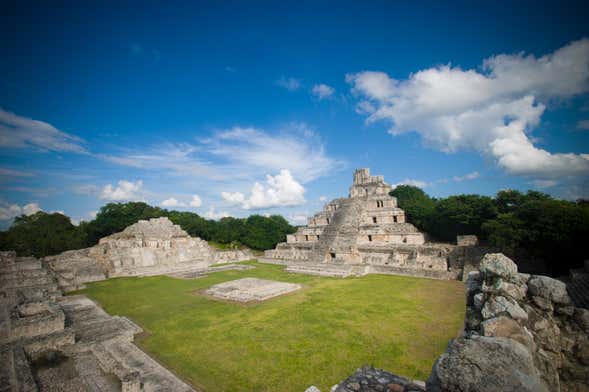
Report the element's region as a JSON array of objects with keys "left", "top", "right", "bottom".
[{"left": 77, "top": 261, "right": 465, "bottom": 392}]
